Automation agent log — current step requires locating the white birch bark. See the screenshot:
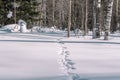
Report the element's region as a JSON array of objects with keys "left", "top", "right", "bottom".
[
  {"left": 104, "top": 0, "right": 113, "bottom": 40},
  {"left": 96, "top": 0, "right": 101, "bottom": 38}
]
